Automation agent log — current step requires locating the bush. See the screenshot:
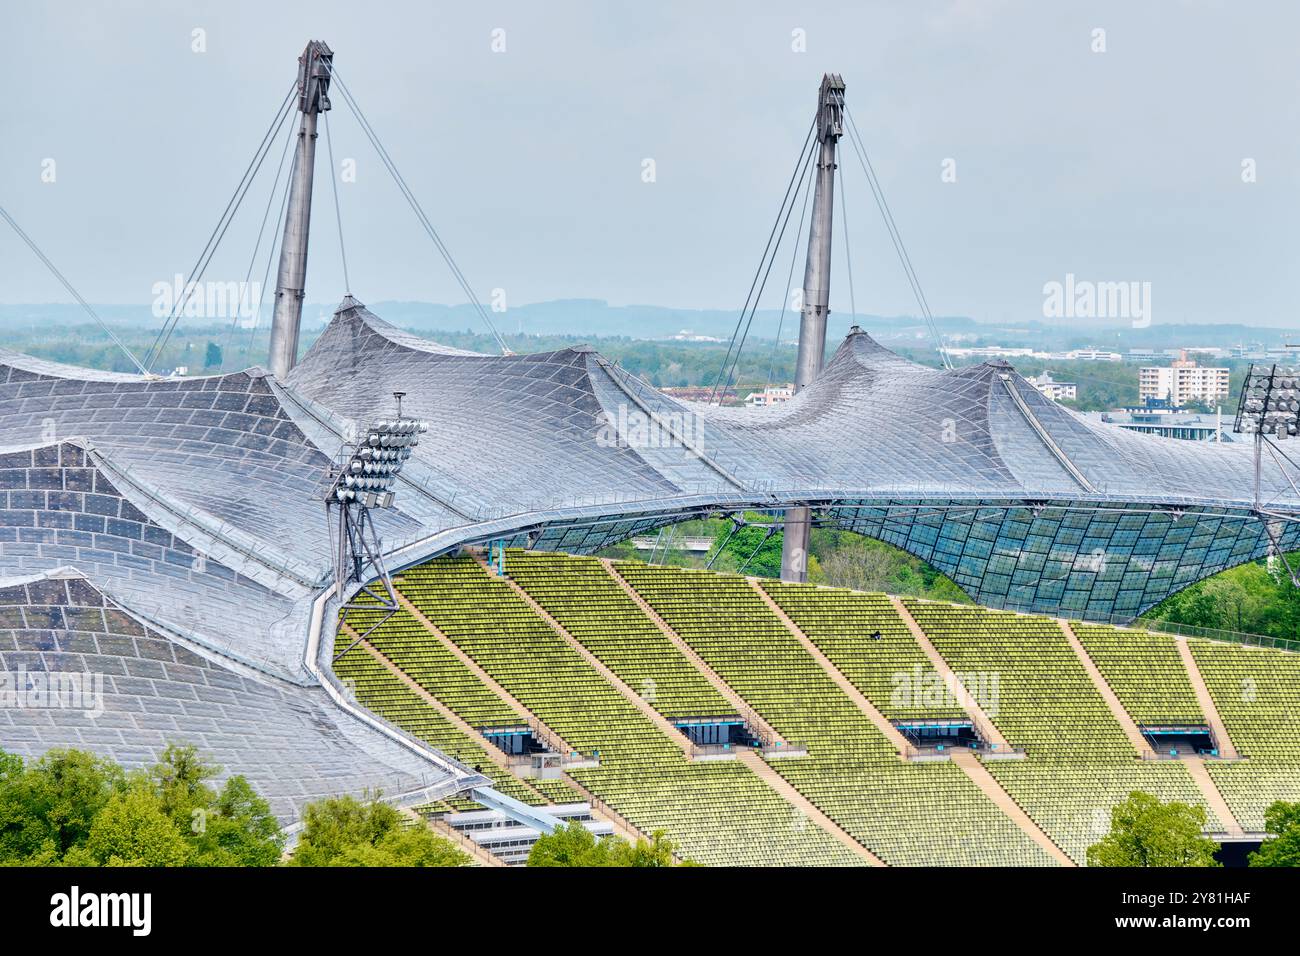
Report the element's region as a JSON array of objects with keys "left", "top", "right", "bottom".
[
  {"left": 1086, "top": 791, "right": 1220, "bottom": 867},
  {"left": 288, "top": 794, "right": 468, "bottom": 867},
  {"left": 0, "top": 745, "right": 282, "bottom": 867},
  {"left": 1249, "top": 801, "right": 1300, "bottom": 867},
  {"left": 527, "top": 822, "right": 690, "bottom": 867}
]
